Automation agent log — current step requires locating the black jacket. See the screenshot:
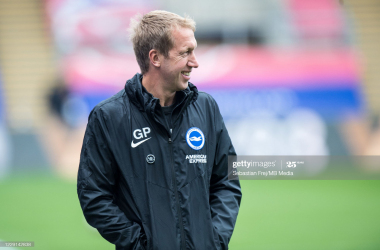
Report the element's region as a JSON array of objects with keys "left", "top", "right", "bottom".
[{"left": 77, "top": 73, "right": 242, "bottom": 250}]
